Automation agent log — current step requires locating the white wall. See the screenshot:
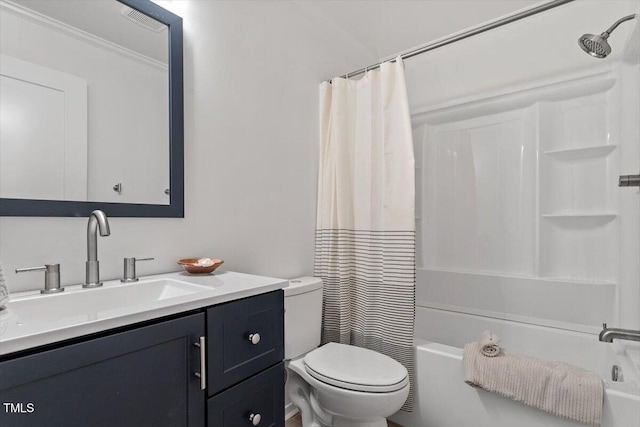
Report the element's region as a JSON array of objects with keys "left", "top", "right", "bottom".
[
  {"left": 405, "top": 1, "right": 639, "bottom": 113},
  {"left": 0, "top": 0, "right": 374, "bottom": 292}
]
